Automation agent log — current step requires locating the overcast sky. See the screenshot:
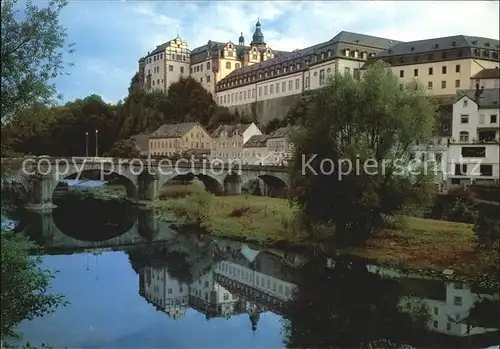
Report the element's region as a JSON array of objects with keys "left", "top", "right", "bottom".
[{"left": 51, "top": 0, "right": 499, "bottom": 104}]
